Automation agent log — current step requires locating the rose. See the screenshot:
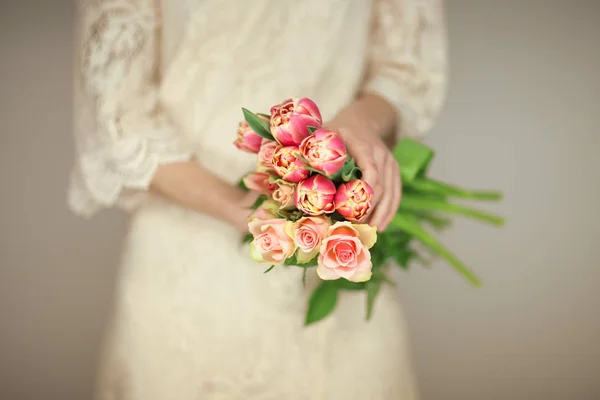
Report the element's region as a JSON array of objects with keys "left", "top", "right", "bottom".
[
  {"left": 270, "top": 98, "right": 322, "bottom": 146},
  {"left": 248, "top": 218, "right": 296, "bottom": 264},
  {"left": 271, "top": 146, "right": 311, "bottom": 183},
  {"left": 272, "top": 180, "right": 296, "bottom": 210},
  {"left": 250, "top": 200, "right": 280, "bottom": 220},
  {"left": 257, "top": 139, "right": 279, "bottom": 172},
  {"left": 291, "top": 216, "right": 331, "bottom": 263},
  {"left": 234, "top": 120, "right": 263, "bottom": 153},
  {"left": 243, "top": 172, "right": 277, "bottom": 195},
  {"left": 295, "top": 174, "right": 336, "bottom": 215},
  {"left": 299, "top": 129, "right": 347, "bottom": 176},
  {"left": 334, "top": 179, "right": 375, "bottom": 223},
  {"left": 317, "top": 222, "right": 377, "bottom": 283}
]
